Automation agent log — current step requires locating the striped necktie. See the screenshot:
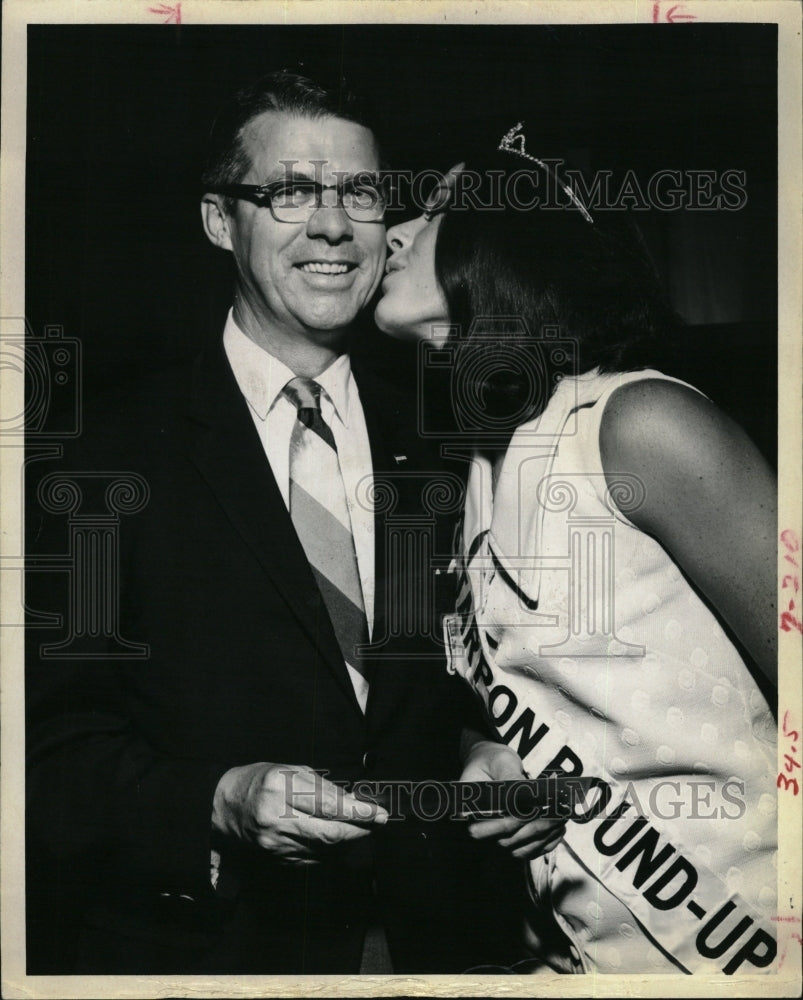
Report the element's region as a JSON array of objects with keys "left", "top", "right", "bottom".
[{"left": 283, "top": 376, "right": 371, "bottom": 686}]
